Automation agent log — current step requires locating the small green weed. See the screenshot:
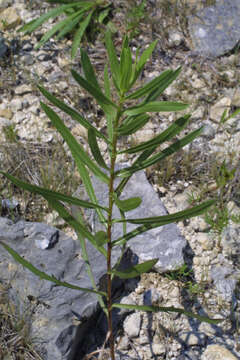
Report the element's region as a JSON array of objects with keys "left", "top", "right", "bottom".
[
  {"left": 3, "top": 124, "right": 19, "bottom": 143},
  {"left": 125, "top": 0, "right": 146, "bottom": 39},
  {"left": 165, "top": 263, "right": 193, "bottom": 282}
]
